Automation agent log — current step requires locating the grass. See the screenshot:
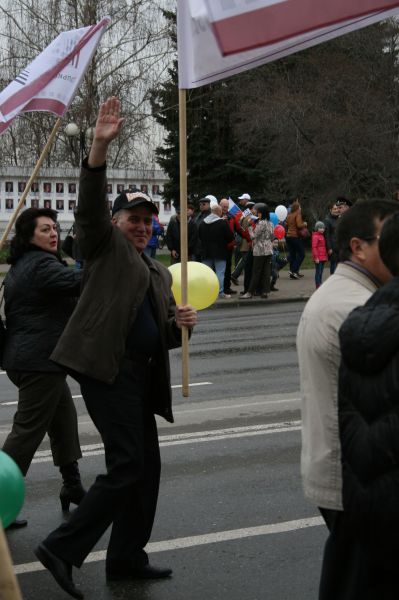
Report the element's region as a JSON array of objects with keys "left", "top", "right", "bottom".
[
  {"left": 0, "top": 246, "right": 315, "bottom": 269},
  {"left": 0, "top": 249, "right": 8, "bottom": 264}
]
